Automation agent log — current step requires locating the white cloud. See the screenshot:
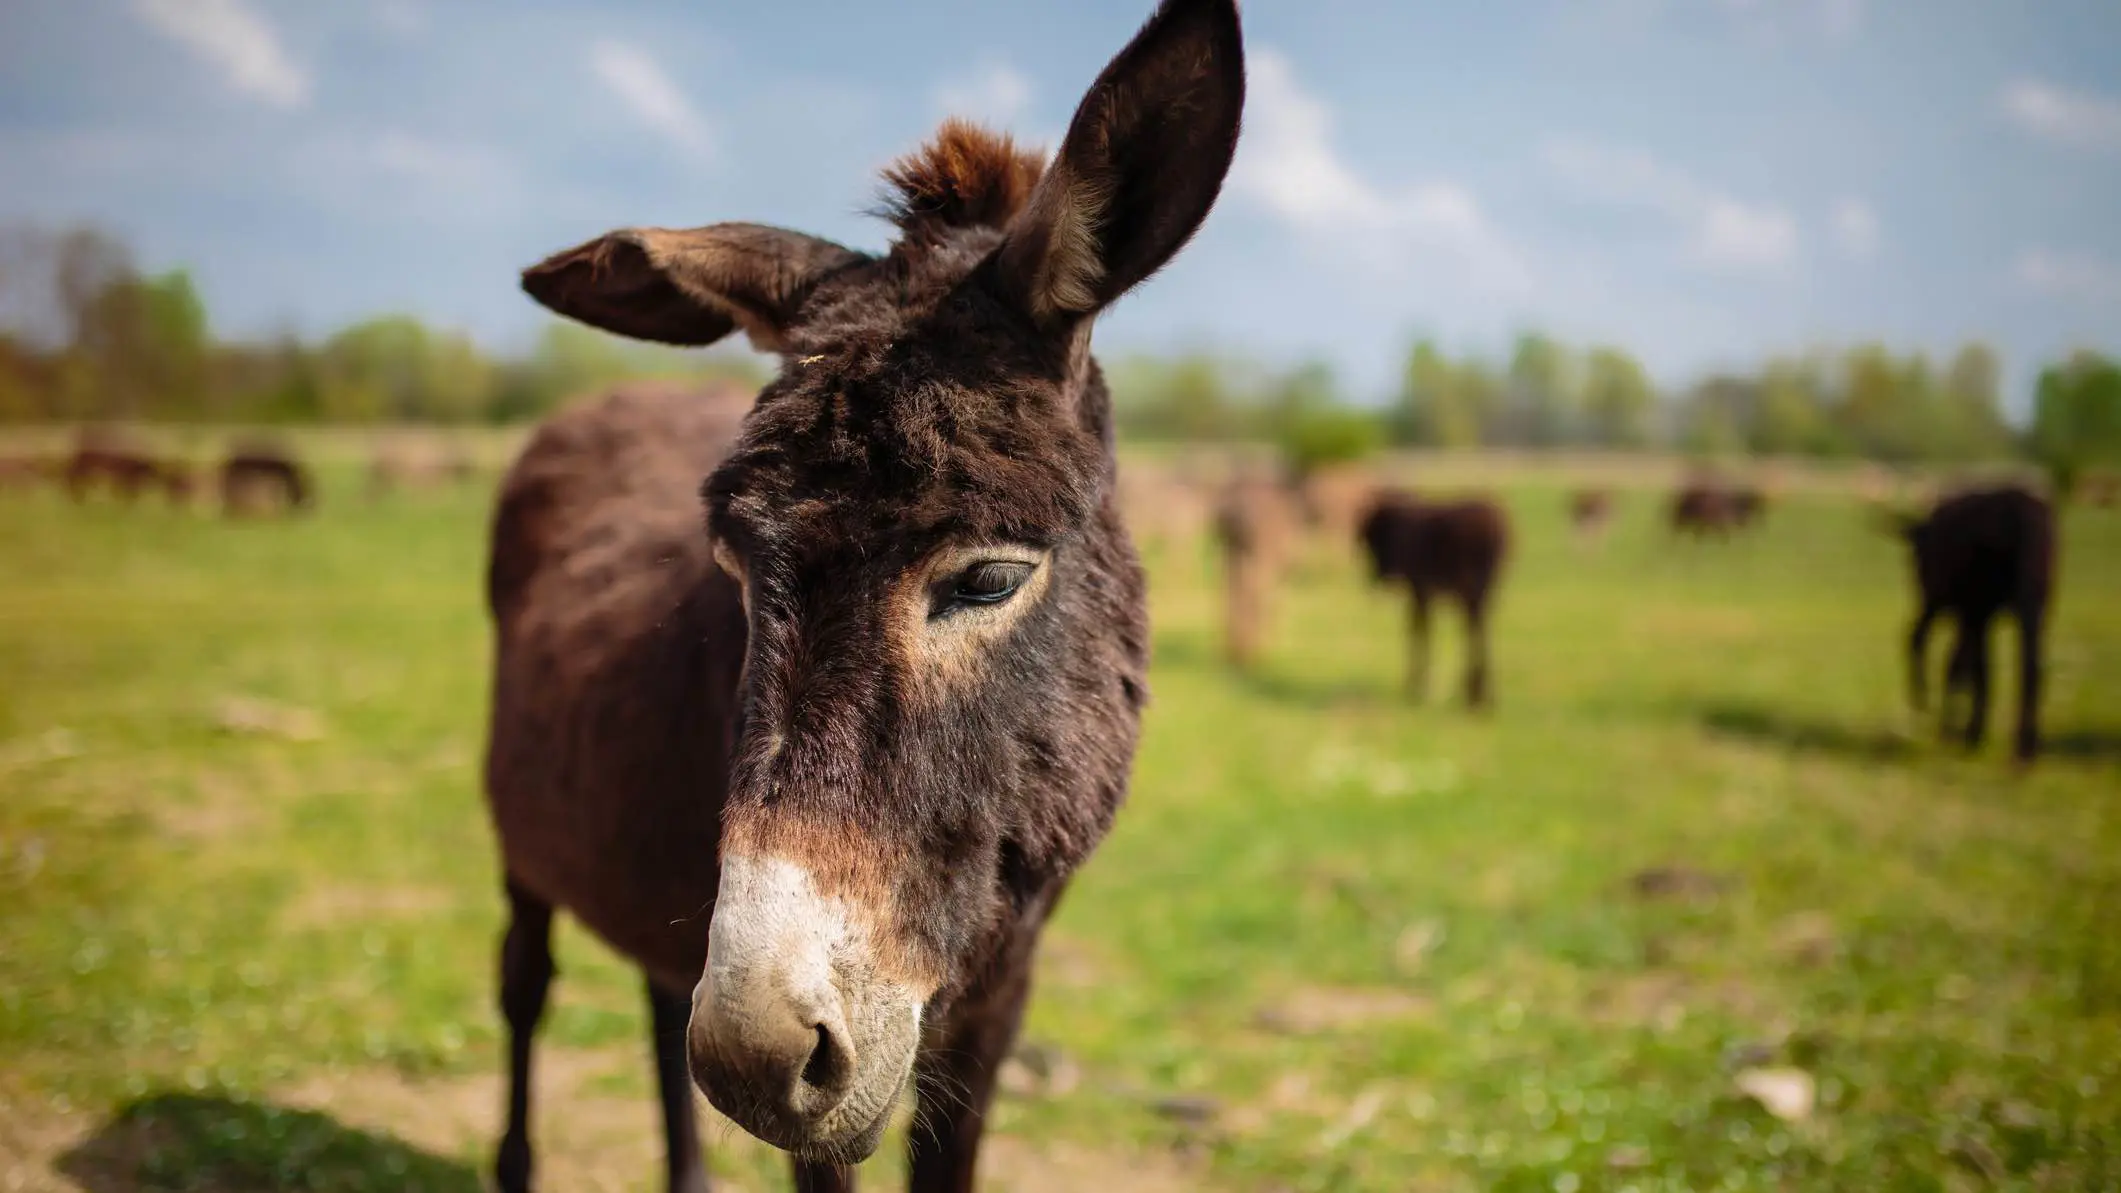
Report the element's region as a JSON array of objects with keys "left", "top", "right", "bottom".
[
  {"left": 2015, "top": 249, "right": 2121, "bottom": 305},
  {"left": 1542, "top": 139, "right": 1799, "bottom": 272},
  {"left": 133, "top": 0, "right": 308, "bottom": 108},
  {"left": 1230, "top": 49, "right": 1531, "bottom": 294},
  {"left": 1831, "top": 197, "right": 1878, "bottom": 259},
  {"left": 2001, "top": 79, "right": 2121, "bottom": 152},
  {"left": 590, "top": 39, "right": 713, "bottom": 159},
  {"left": 934, "top": 60, "right": 1033, "bottom": 129}
]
